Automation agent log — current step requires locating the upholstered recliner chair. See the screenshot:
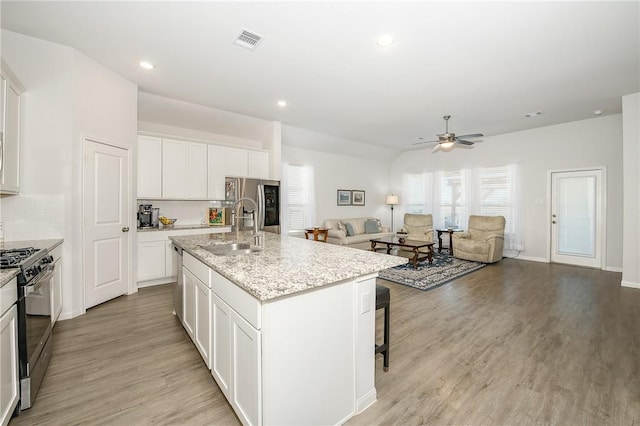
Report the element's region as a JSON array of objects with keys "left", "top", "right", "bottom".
[
  {"left": 402, "top": 214, "right": 434, "bottom": 252},
  {"left": 452, "top": 215, "right": 506, "bottom": 263}
]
